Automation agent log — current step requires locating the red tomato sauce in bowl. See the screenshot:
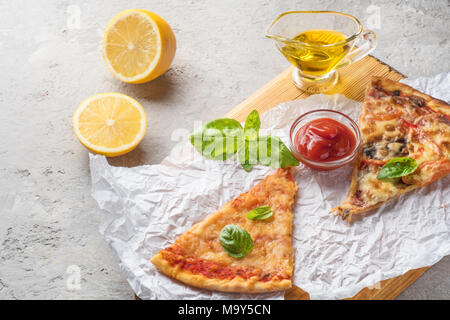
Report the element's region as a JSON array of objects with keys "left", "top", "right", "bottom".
[
  {"left": 294, "top": 118, "right": 356, "bottom": 162},
  {"left": 289, "top": 110, "right": 361, "bottom": 170}
]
